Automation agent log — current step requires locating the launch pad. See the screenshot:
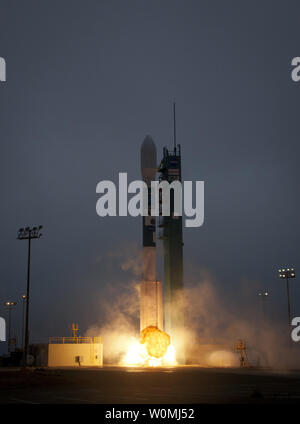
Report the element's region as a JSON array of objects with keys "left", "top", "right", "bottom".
[{"left": 1, "top": 366, "right": 300, "bottom": 404}]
